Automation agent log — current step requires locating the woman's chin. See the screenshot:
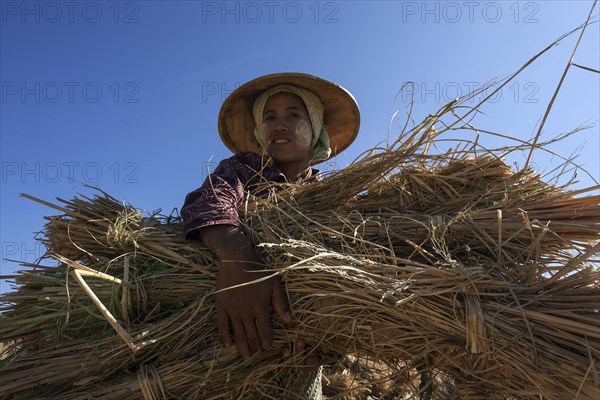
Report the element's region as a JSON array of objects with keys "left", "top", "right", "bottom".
[{"left": 272, "top": 156, "right": 308, "bottom": 166}]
